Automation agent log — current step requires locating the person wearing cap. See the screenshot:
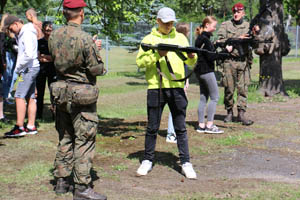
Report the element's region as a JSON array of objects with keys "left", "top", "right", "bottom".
[
  {"left": 217, "top": 2, "right": 255, "bottom": 126},
  {"left": 3, "top": 14, "right": 40, "bottom": 137},
  {"left": 48, "top": 0, "right": 106, "bottom": 199},
  {"left": 136, "top": 7, "right": 198, "bottom": 179}
]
